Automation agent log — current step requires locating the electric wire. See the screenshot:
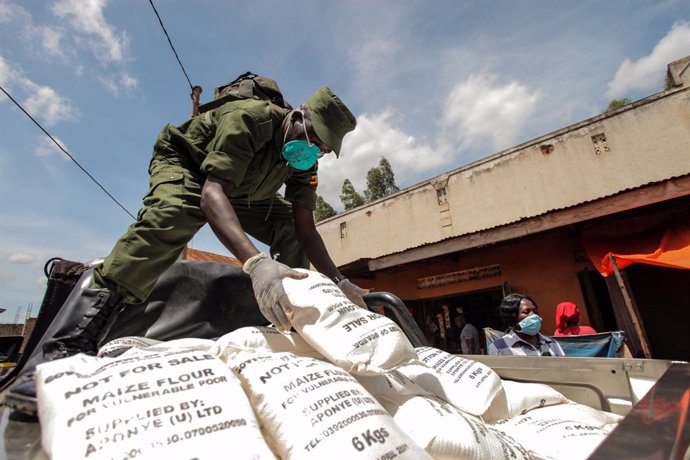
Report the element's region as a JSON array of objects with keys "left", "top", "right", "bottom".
[
  {"left": 0, "top": 84, "right": 137, "bottom": 220},
  {"left": 148, "top": 0, "right": 195, "bottom": 94}
]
